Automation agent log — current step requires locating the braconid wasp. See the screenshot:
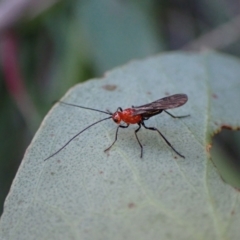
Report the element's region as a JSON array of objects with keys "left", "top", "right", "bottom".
[{"left": 44, "top": 94, "right": 189, "bottom": 160}]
